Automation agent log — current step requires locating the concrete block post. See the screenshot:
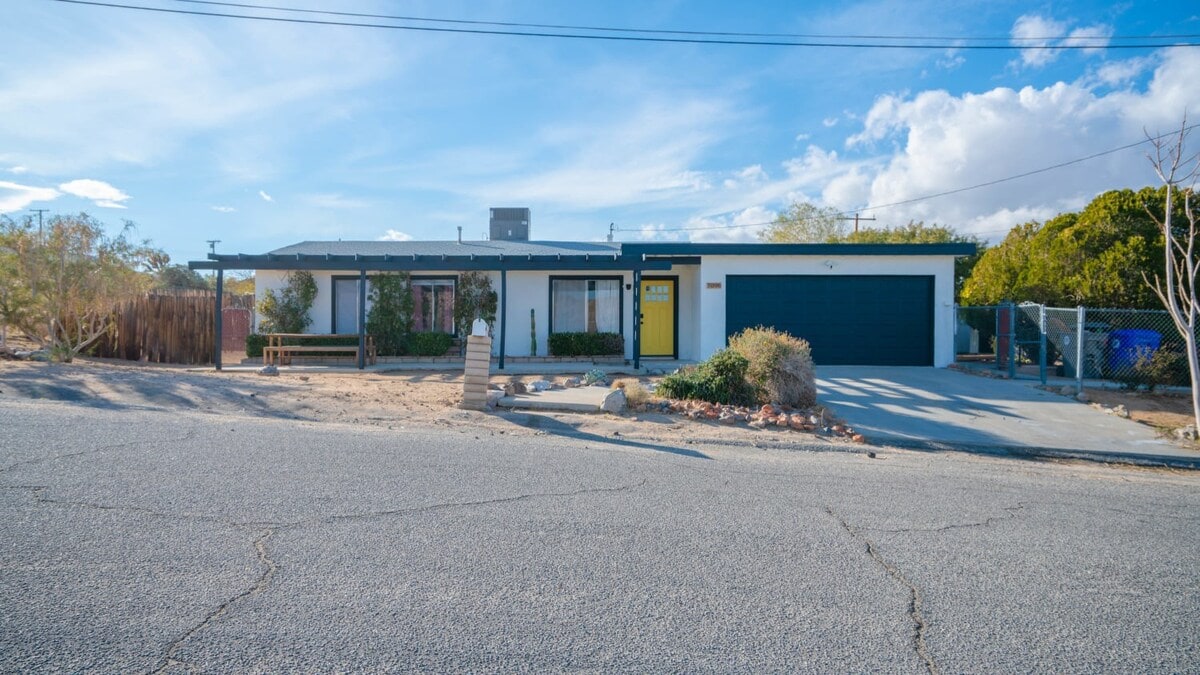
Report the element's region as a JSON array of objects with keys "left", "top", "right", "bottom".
[{"left": 461, "top": 335, "right": 492, "bottom": 410}]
